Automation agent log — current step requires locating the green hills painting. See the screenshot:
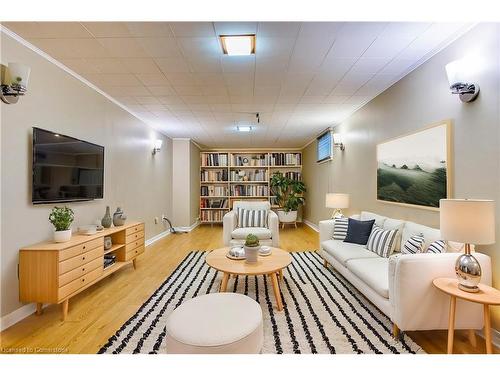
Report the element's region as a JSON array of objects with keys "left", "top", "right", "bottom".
[{"left": 377, "top": 123, "right": 450, "bottom": 209}]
